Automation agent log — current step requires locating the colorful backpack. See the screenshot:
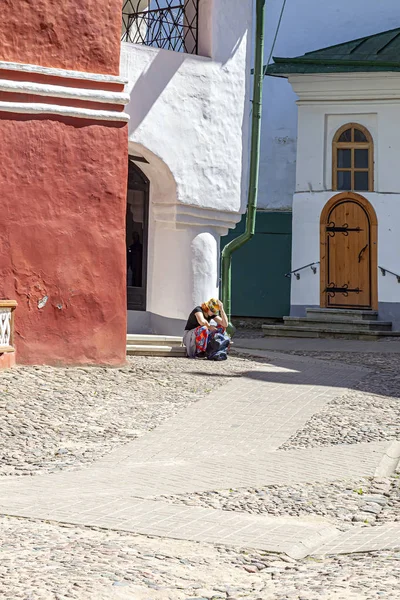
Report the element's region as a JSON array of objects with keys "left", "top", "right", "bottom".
[{"left": 206, "top": 332, "right": 230, "bottom": 361}]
